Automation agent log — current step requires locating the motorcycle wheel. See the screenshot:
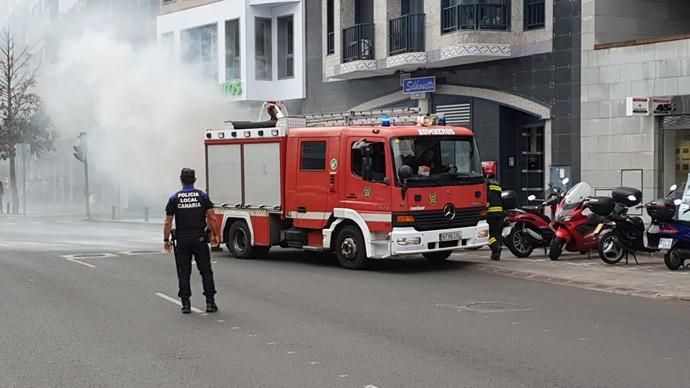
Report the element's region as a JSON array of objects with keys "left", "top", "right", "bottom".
[
  {"left": 506, "top": 226, "right": 534, "bottom": 258},
  {"left": 549, "top": 237, "right": 564, "bottom": 261},
  {"left": 664, "top": 249, "right": 683, "bottom": 271},
  {"left": 598, "top": 233, "right": 625, "bottom": 265}
]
